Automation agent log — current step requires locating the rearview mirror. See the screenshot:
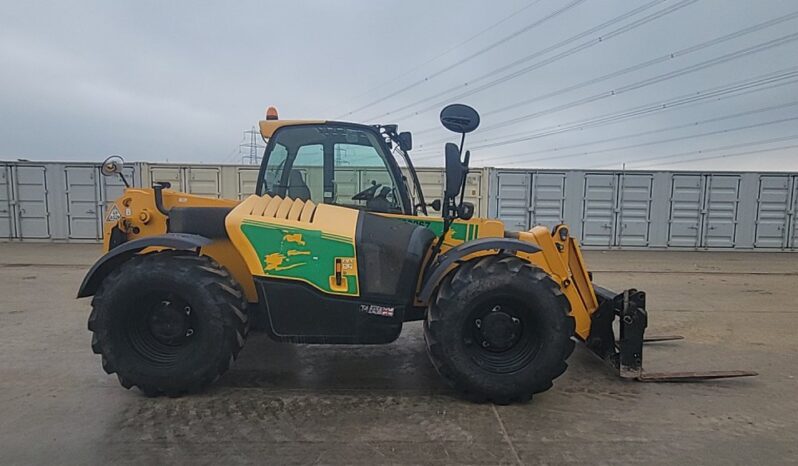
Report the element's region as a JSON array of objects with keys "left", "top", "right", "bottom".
[
  {"left": 100, "top": 155, "right": 130, "bottom": 188},
  {"left": 444, "top": 143, "right": 466, "bottom": 198},
  {"left": 398, "top": 131, "right": 412, "bottom": 151},
  {"left": 440, "top": 104, "right": 480, "bottom": 134},
  {"left": 101, "top": 155, "right": 125, "bottom": 177}
]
